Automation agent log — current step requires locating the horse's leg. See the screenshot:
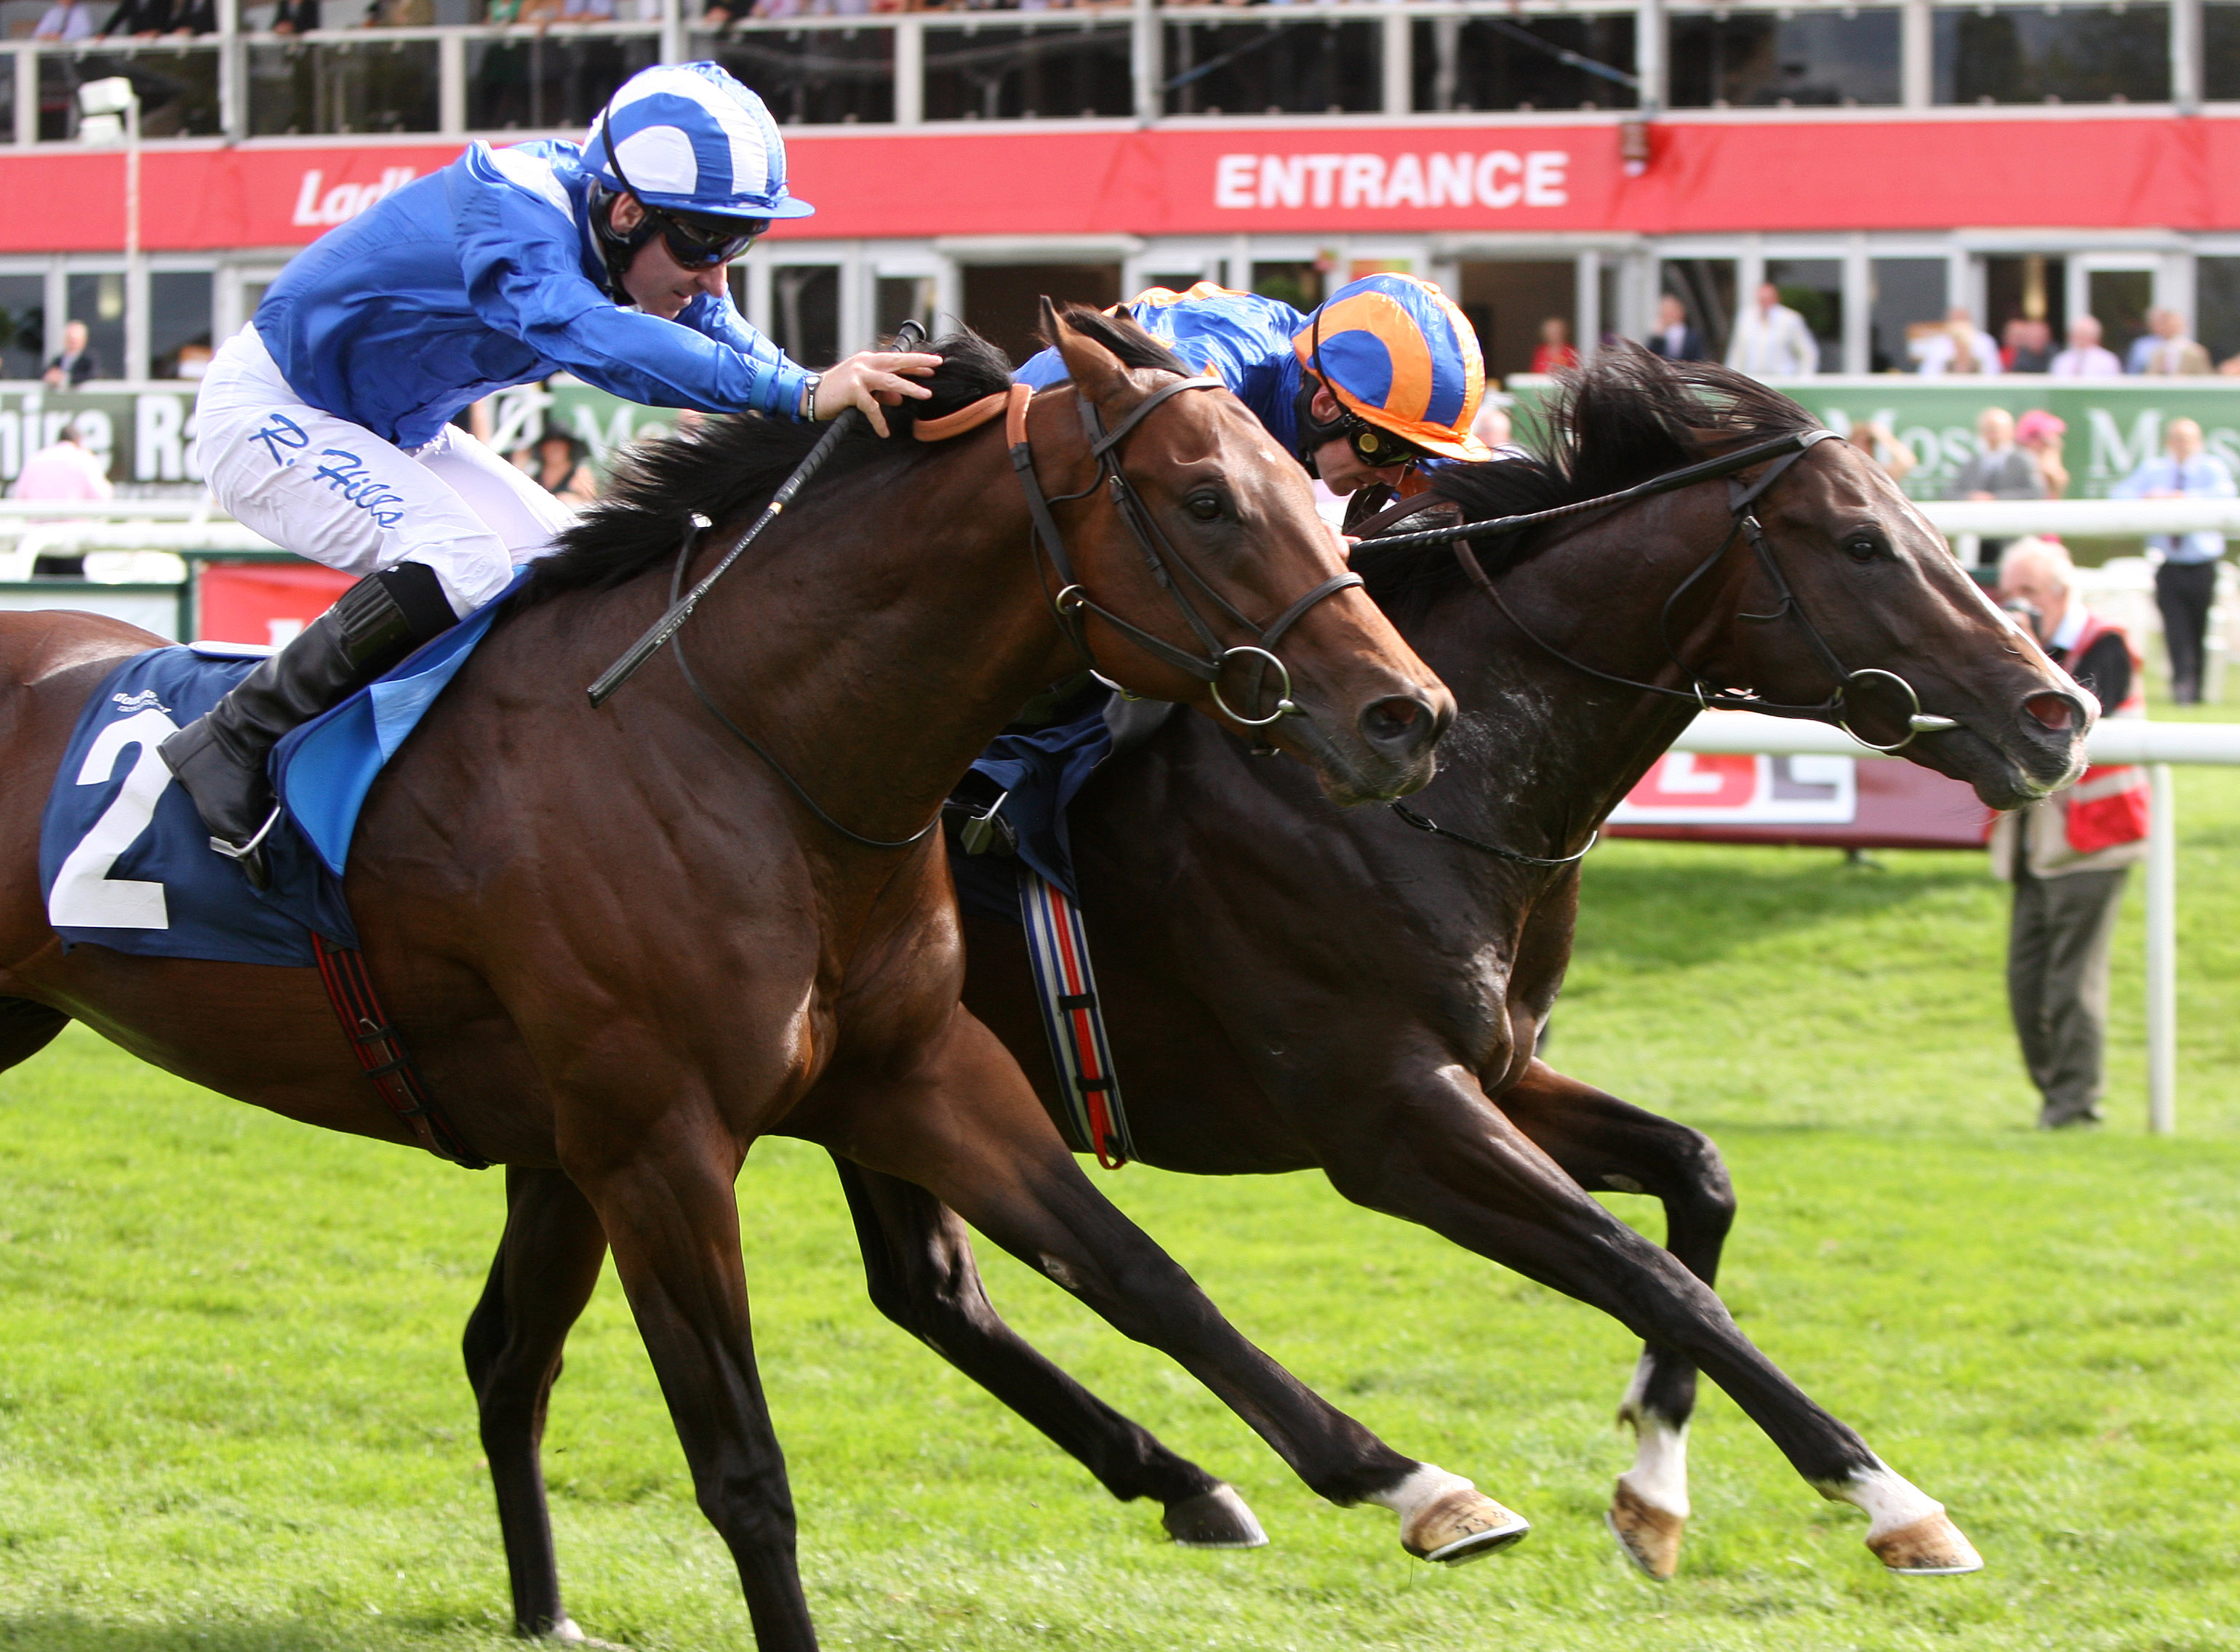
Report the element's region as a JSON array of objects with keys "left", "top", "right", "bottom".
[
  {"left": 833, "top": 1155, "right": 1266, "bottom": 1548},
  {"left": 1492, "top": 1060, "right": 1735, "bottom": 1579},
  {"left": 806, "top": 1014, "right": 1529, "bottom": 1565},
  {"left": 1318, "top": 1062, "right": 1981, "bottom": 1576},
  {"left": 0, "top": 998, "right": 68, "bottom": 1071},
  {"left": 567, "top": 1127, "right": 820, "bottom": 1651},
  {"left": 462, "top": 1166, "right": 611, "bottom": 1641}
]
